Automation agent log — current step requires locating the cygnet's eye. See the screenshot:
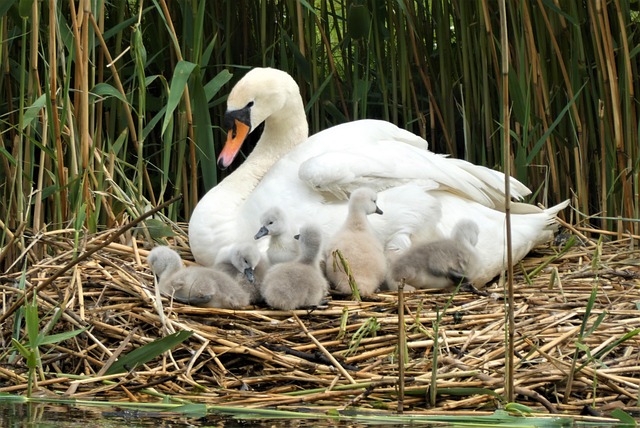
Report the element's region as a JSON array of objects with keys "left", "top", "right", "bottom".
[
  {"left": 268, "top": 221, "right": 274, "bottom": 225},
  {"left": 246, "top": 101, "right": 254, "bottom": 108}
]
